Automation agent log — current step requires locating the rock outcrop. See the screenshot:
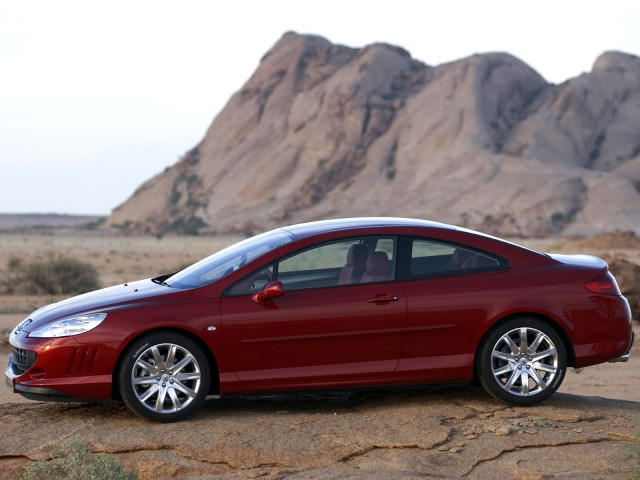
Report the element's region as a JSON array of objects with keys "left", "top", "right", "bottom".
[{"left": 106, "top": 33, "right": 640, "bottom": 237}]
